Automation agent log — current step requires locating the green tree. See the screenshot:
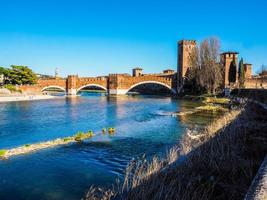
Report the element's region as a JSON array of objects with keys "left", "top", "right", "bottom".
[
  {"left": 228, "top": 61, "right": 237, "bottom": 84},
  {"left": 238, "top": 58, "right": 245, "bottom": 88},
  {"left": 0, "top": 67, "right": 8, "bottom": 76},
  {"left": 7, "top": 65, "right": 37, "bottom": 85},
  {"left": 0, "top": 67, "right": 8, "bottom": 85}
]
